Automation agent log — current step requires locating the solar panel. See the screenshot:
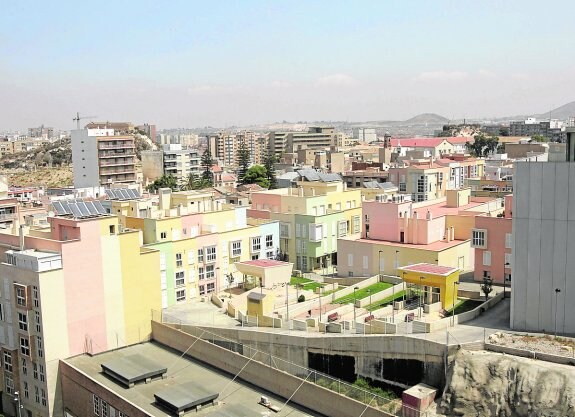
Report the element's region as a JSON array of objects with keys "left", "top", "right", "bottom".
[
  {"left": 94, "top": 201, "right": 107, "bottom": 215},
  {"left": 127, "top": 189, "right": 137, "bottom": 199},
  {"left": 119, "top": 189, "right": 130, "bottom": 200},
  {"left": 60, "top": 201, "right": 72, "bottom": 215},
  {"left": 69, "top": 204, "right": 83, "bottom": 218},
  {"left": 85, "top": 201, "right": 99, "bottom": 216},
  {"left": 52, "top": 201, "right": 66, "bottom": 216},
  {"left": 132, "top": 189, "right": 141, "bottom": 198},
  {"left": 76, "top": 202, "right": 91, "bottom": 217},
  {"left": 106, "top": 189, "right": 117, "bottom": 199}
]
